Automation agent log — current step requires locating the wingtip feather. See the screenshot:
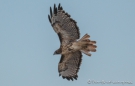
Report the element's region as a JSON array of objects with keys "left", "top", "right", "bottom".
[
  {"left": 48, "top": 15, "right": 51, "bottom": 23},
  {"left": 58, "top": 3, "right": 61, "bottom": 9},
  {"left": 50, "top": 7, "right": 52, "bottom": 17}
]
